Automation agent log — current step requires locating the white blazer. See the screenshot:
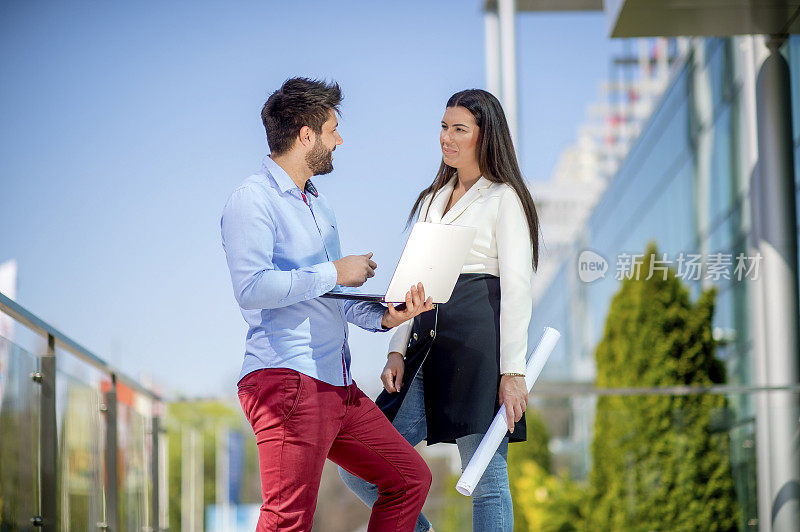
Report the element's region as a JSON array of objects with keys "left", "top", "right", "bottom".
[{"left": 387, "top": 175, "right": 534, "bottom": 375}]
